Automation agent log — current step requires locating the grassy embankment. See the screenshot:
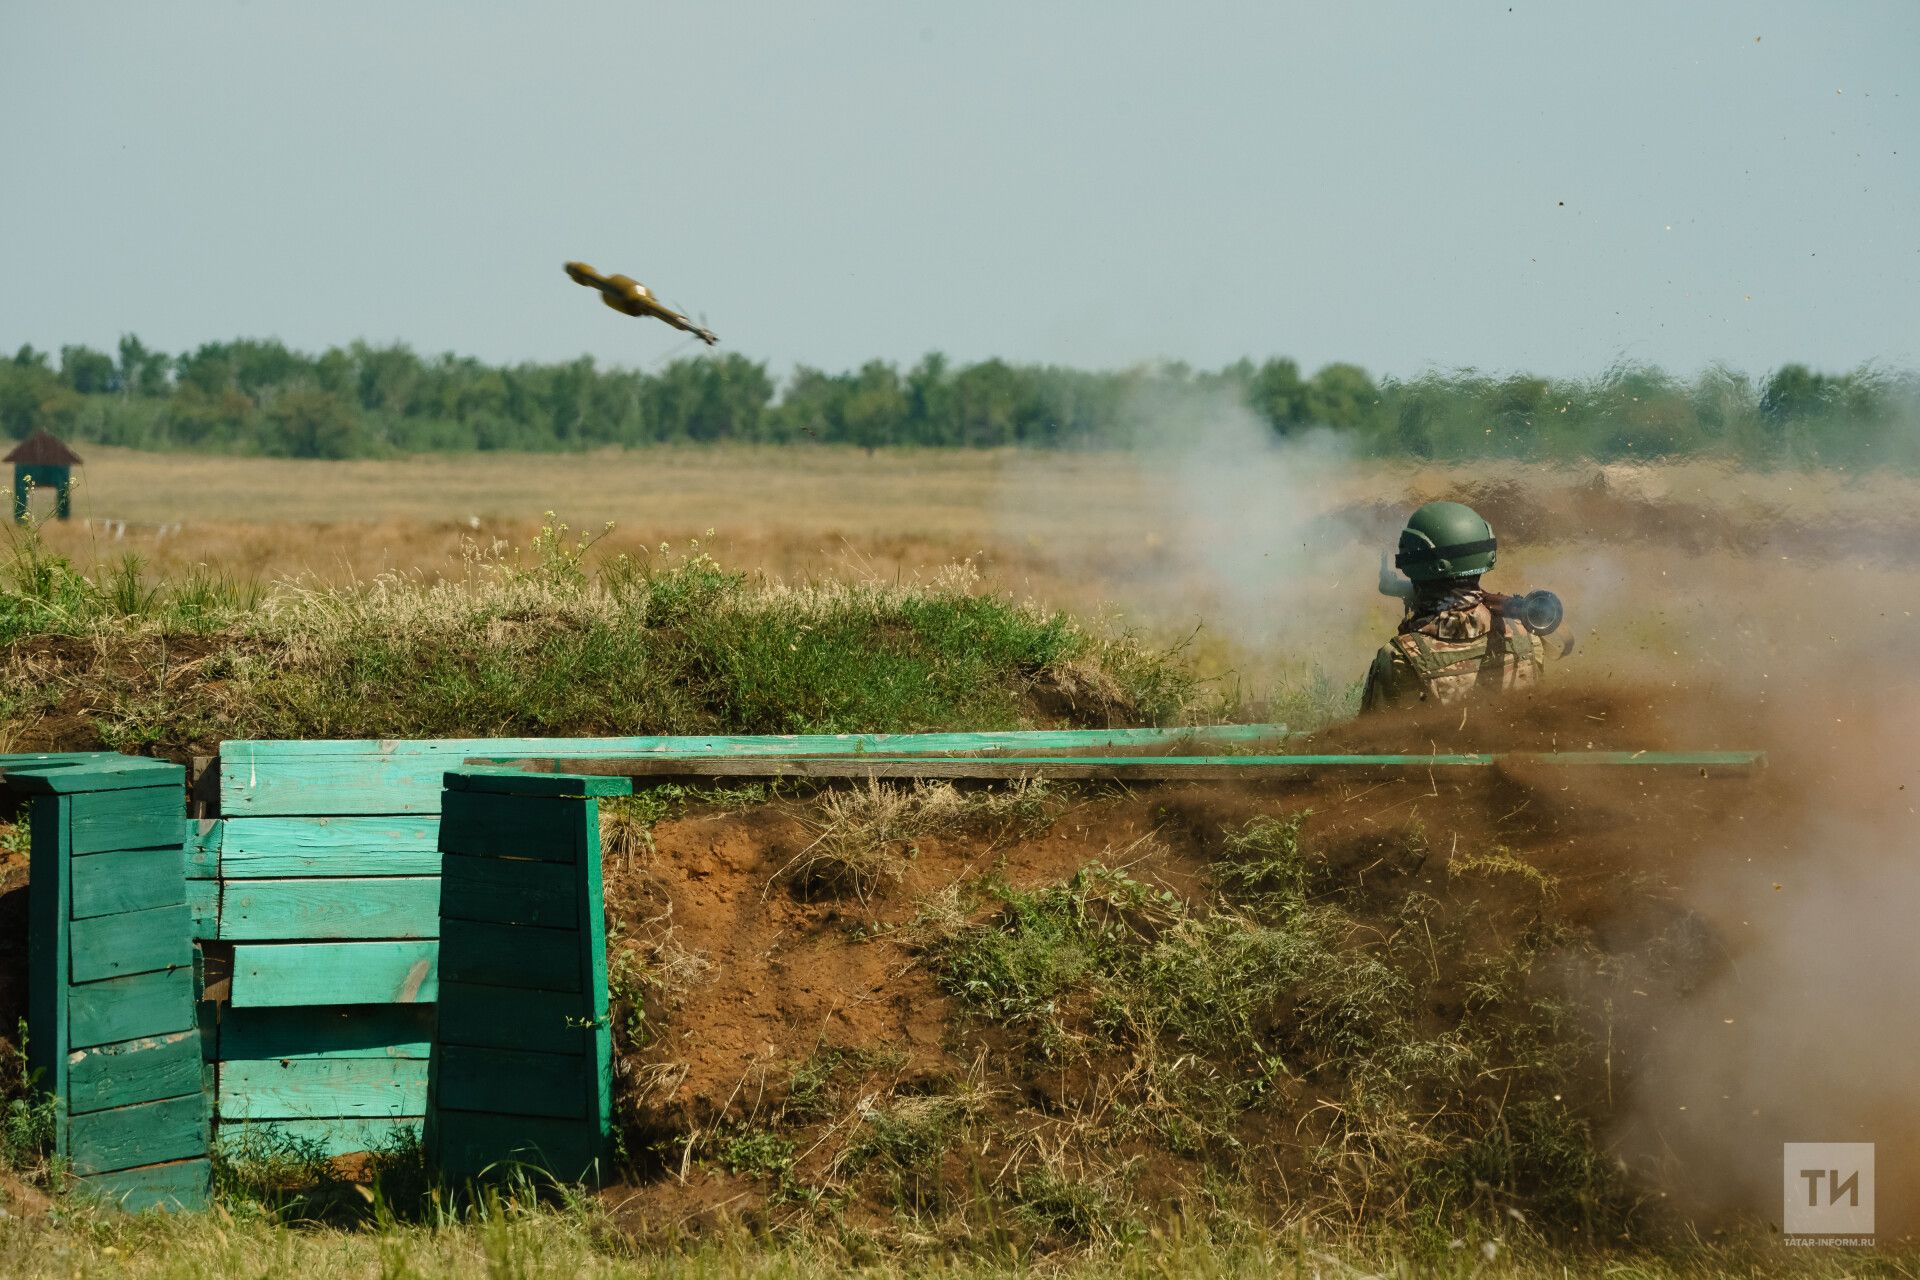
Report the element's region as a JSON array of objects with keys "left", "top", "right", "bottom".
[
  {"left": 0, "top": 517, "right": 1199, "bottom": 758},
  {"left": 1, "top": 508, "right": 1909, "bottom": 1276}
]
